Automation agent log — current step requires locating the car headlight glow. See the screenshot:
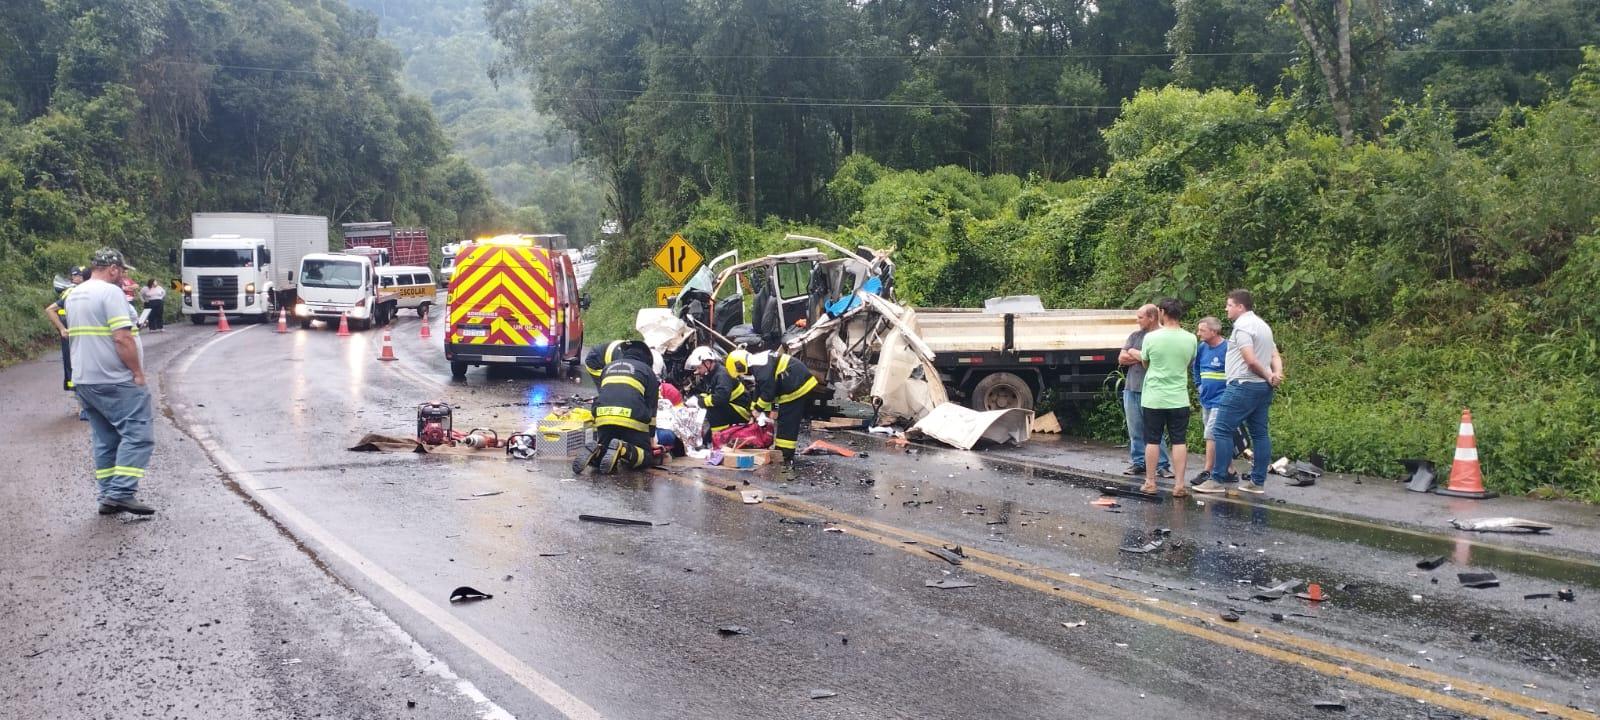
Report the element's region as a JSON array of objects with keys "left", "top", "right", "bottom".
[
  {"left": 293, "top": 303, "right": 309, "bottom": 318},
  {"left": 245, "top": 282, "right": 256, "bottom": 294}
]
